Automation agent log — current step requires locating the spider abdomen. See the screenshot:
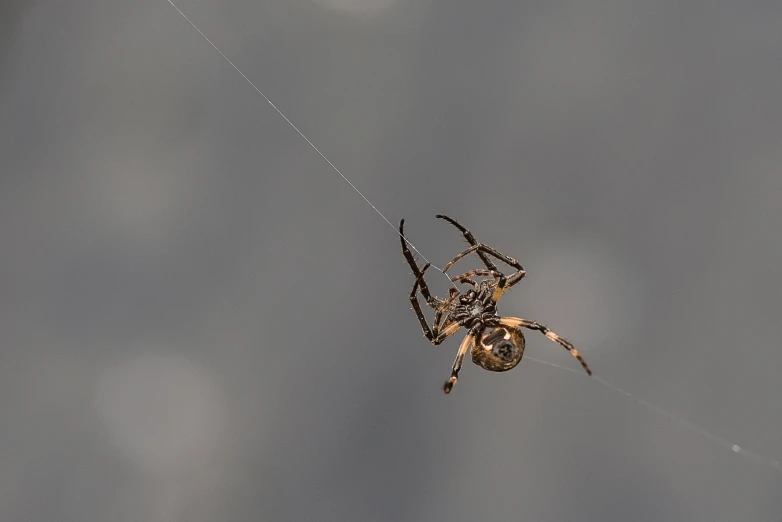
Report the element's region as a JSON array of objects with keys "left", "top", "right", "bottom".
[{"left": 471, "top": 326, "right": 525, "bottom": 372}]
